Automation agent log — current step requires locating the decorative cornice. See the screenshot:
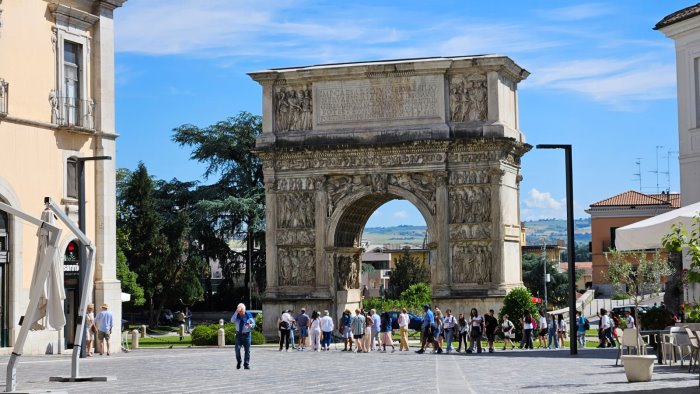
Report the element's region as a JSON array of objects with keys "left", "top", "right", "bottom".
[{"left": 48, "top": 3, "right": 99, "bottom": 30}]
